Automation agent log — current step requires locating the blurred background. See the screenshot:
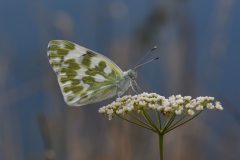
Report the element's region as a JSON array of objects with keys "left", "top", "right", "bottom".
[{"left": 0, "top": 0, "right": 240, "bottom": 160}]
